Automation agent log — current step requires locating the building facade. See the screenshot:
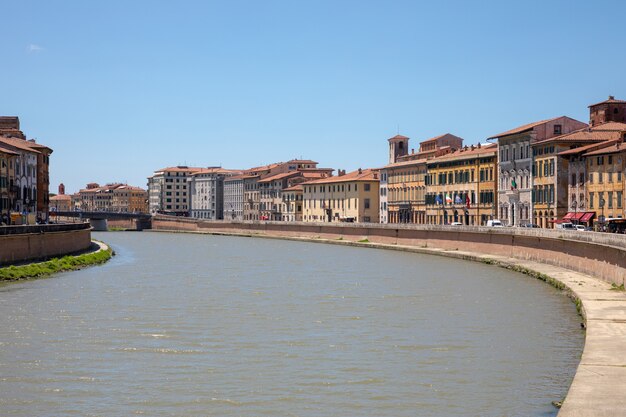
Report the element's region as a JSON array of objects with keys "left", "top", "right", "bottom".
[
  {"left": 489, "top": 116, "right": 587, "bottom": 226},
  {"left": 425, "top": 143, "right": 498, "bottom": 225},
  {"left": 224, "top": 175, "right": 245, "bottom": 221},
  {"left": 148, "top": 166, "right": 202, "bottom": 215},
  {"left": 189, "top": 168, "right": 241, "bottom": 220},
  {"left": 302, "top": 168, "right": 379, "bottom": 223}
]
